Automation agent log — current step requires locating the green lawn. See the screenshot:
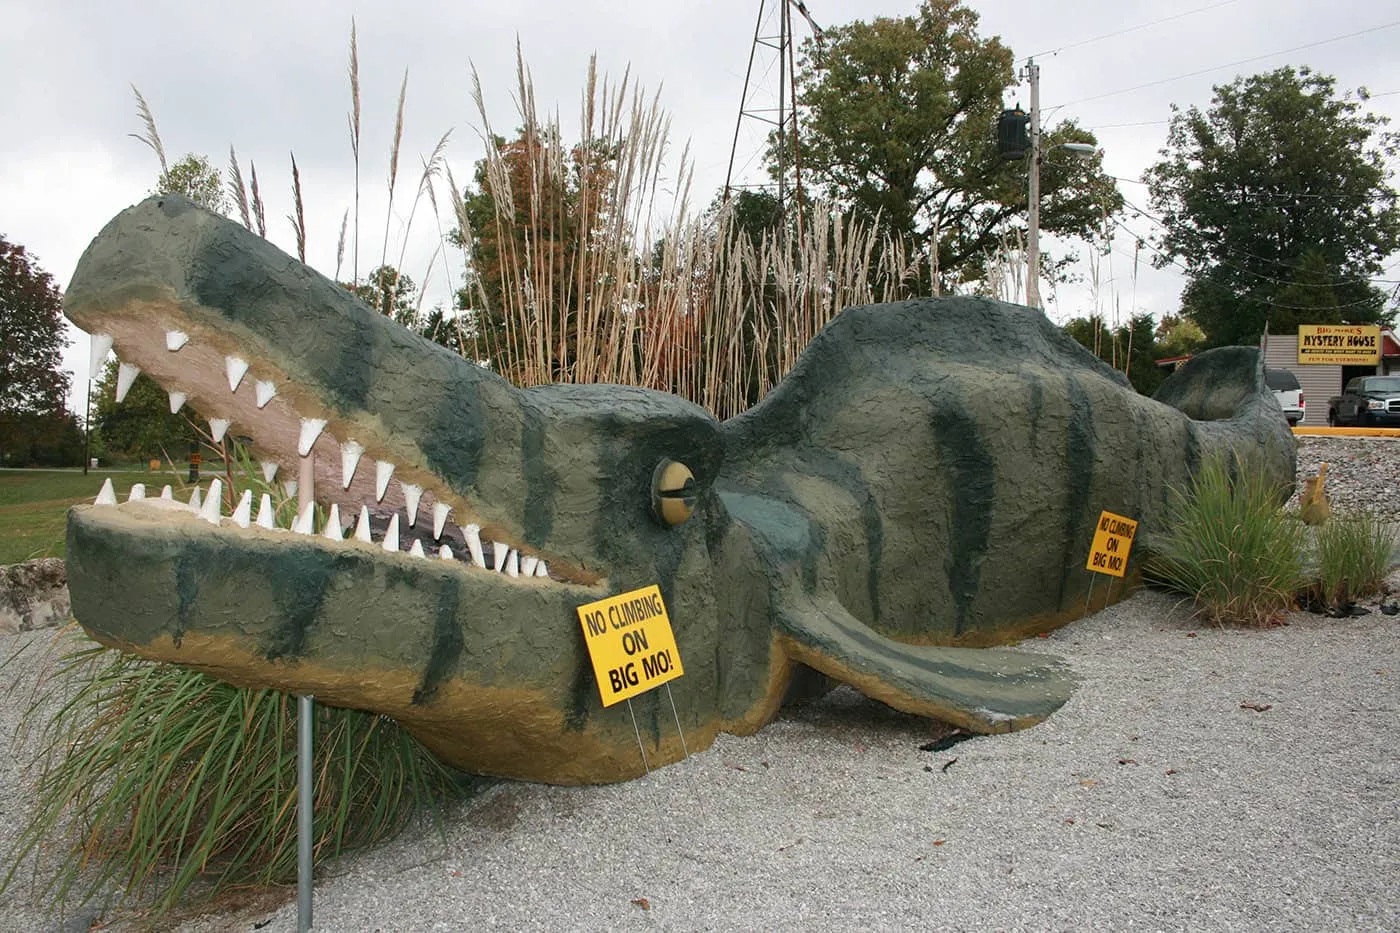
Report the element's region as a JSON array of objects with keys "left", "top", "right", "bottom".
[{"left": 0, "top": 468, "right": 221, "bottom": 565}]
